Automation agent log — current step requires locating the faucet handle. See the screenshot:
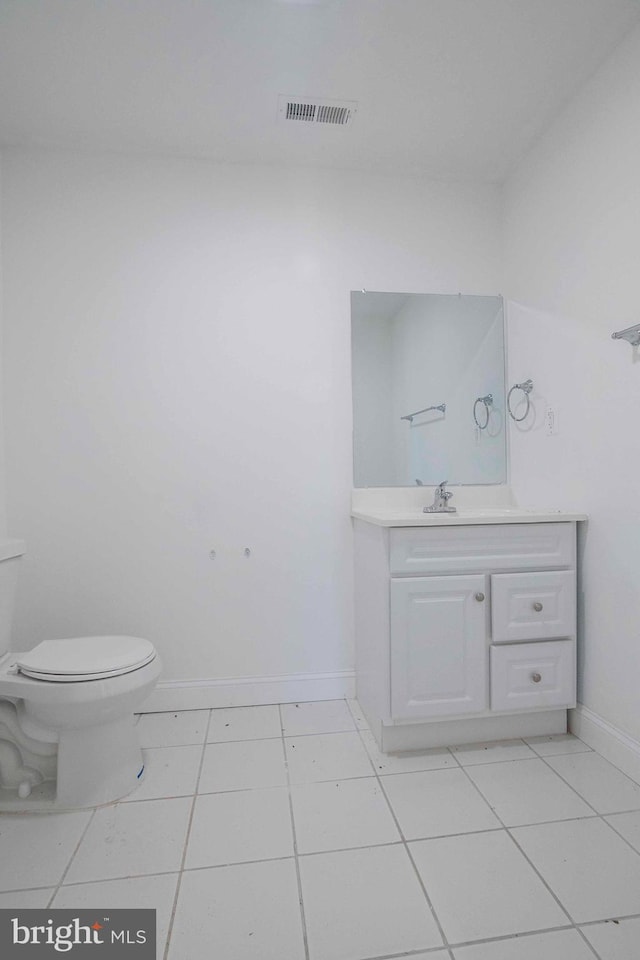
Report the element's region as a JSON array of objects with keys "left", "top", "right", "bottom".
[
  {"left": 423, "top": 479, "right": 456, "bottom": 513},
  {"left": 437, "top": 480, "right": 453, "bottom": 502}
]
